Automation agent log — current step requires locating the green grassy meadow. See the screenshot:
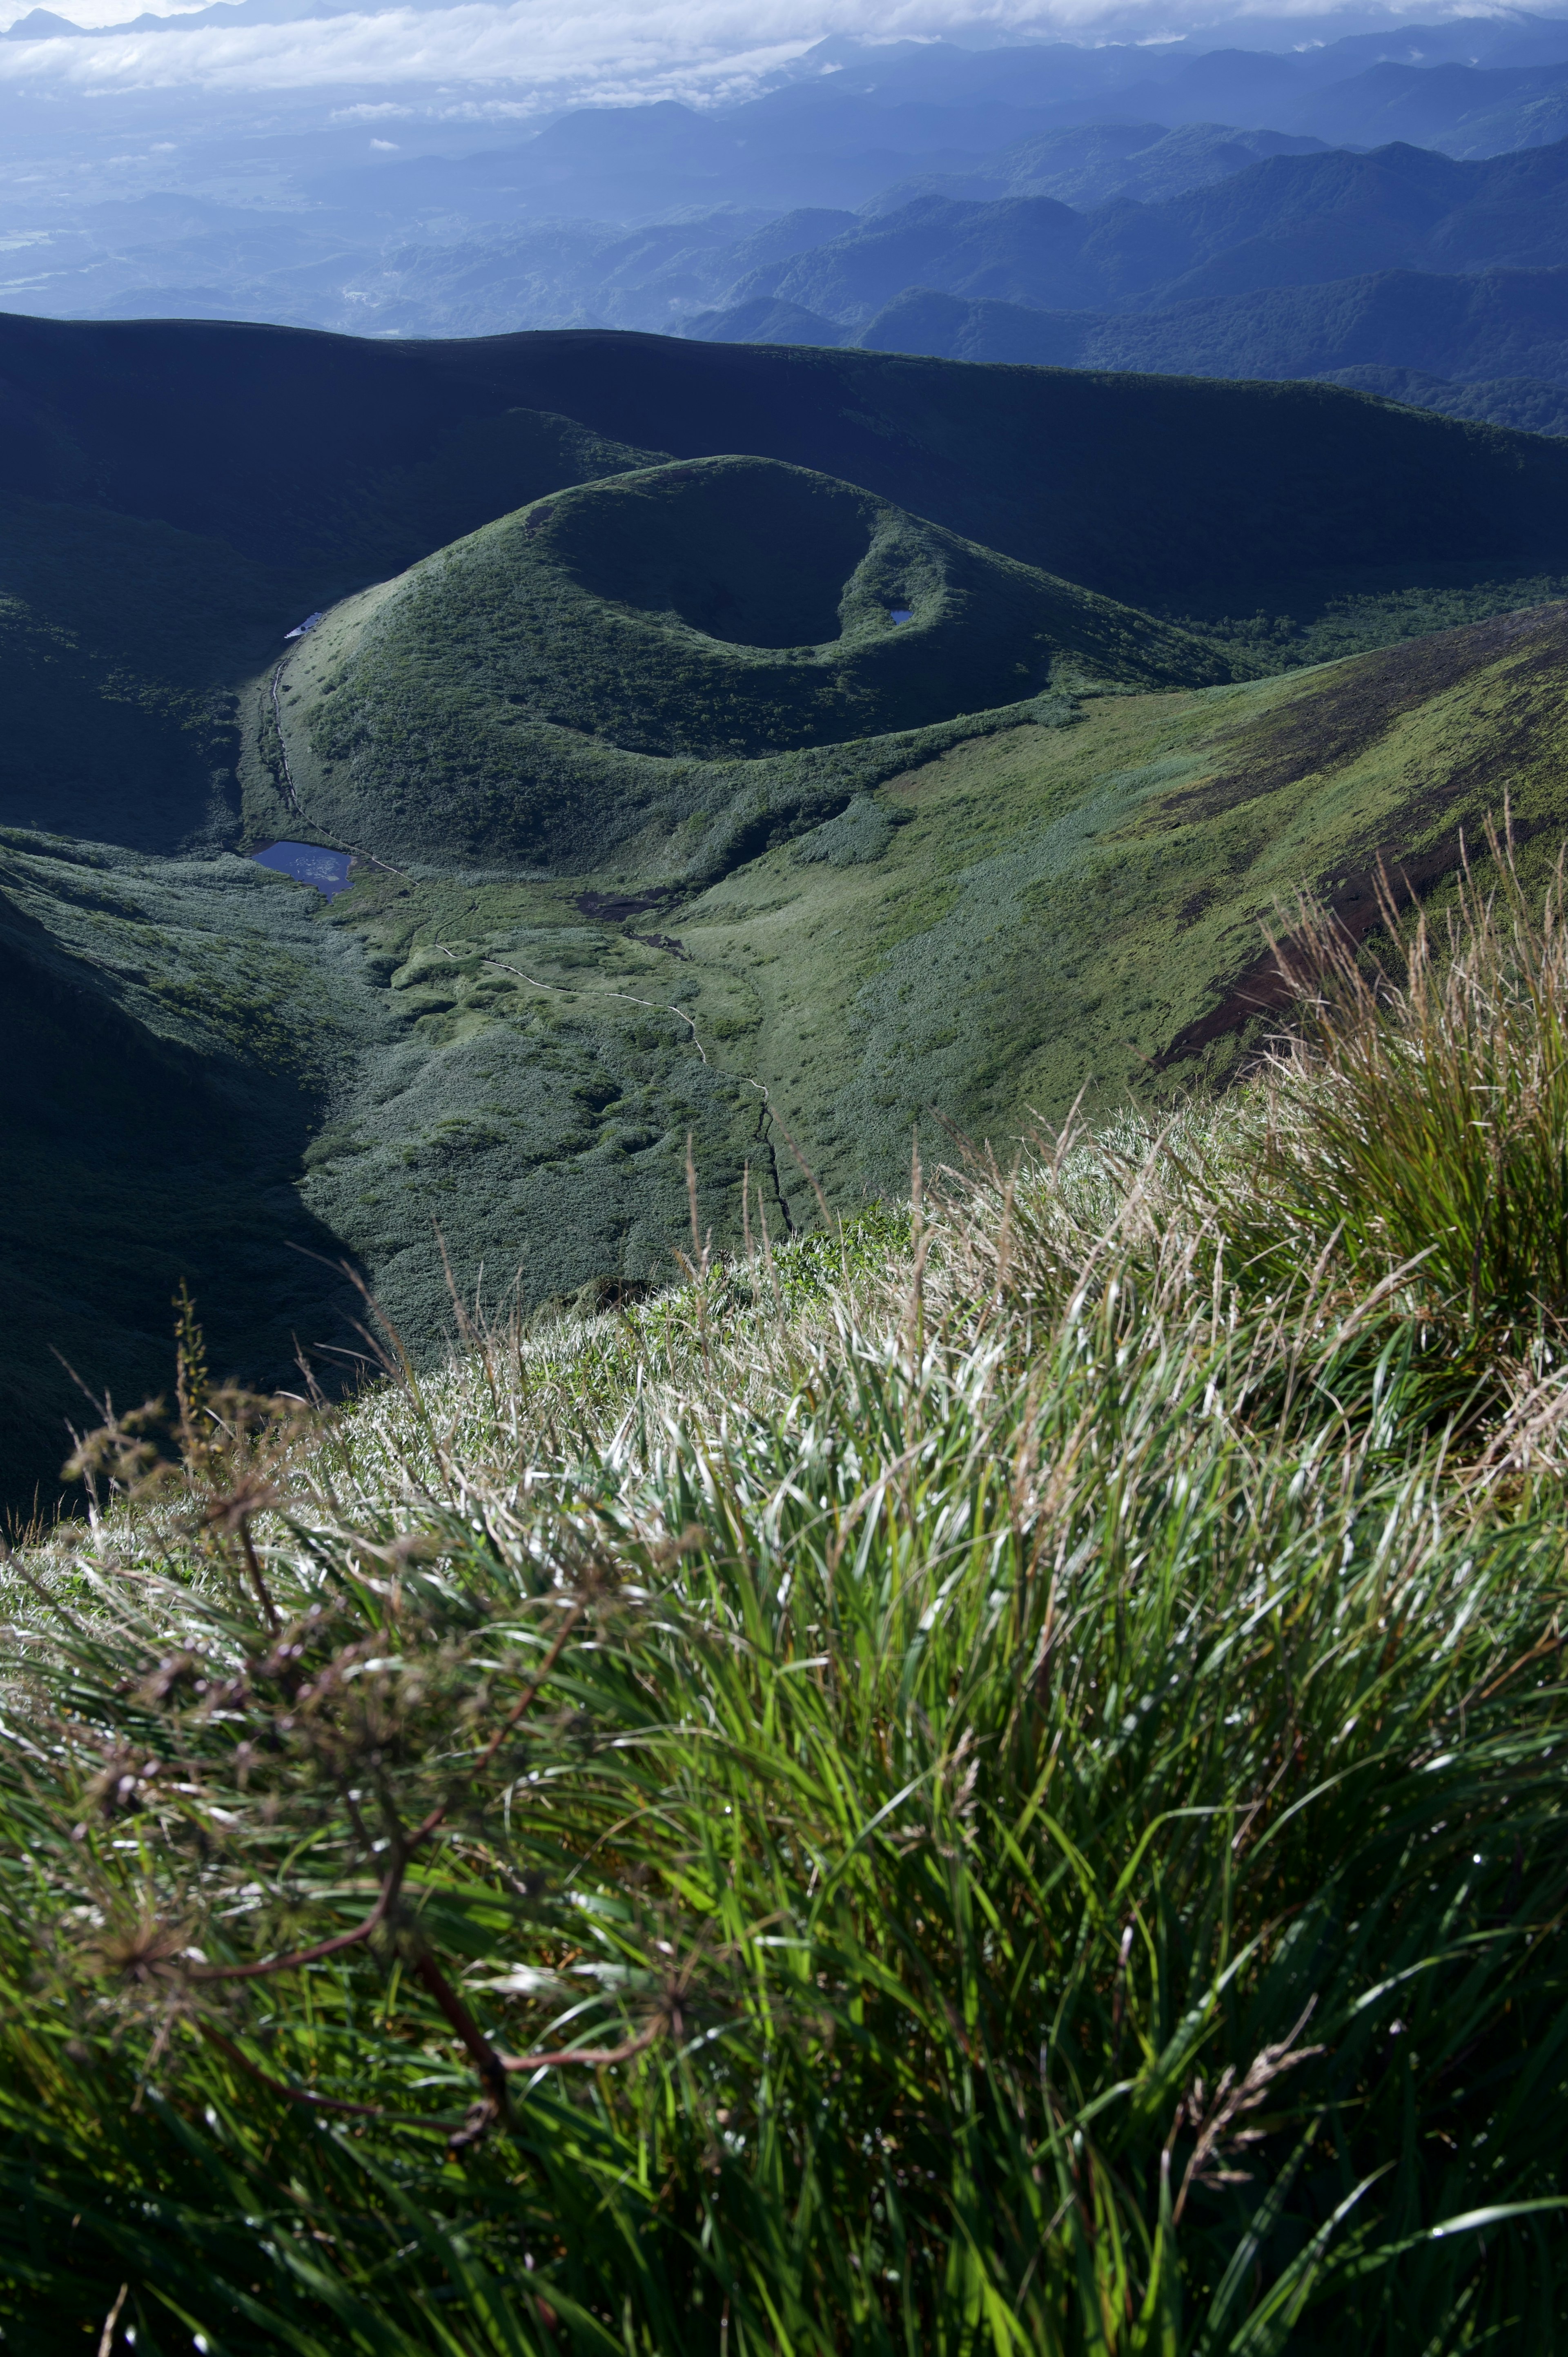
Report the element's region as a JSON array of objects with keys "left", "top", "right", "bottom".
[
  {"left": 283, "top": 595, "right": 1568, "bottom": 1286},
  {"left": 14, "top": 574, "right": 1568, "bottom": 1514},
  {"left": 11, "top": 312, "right": 1568, "bottom": 2354},
  {"left": 7, "top": 863, "right": 1568, "bottom": 2348}
]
